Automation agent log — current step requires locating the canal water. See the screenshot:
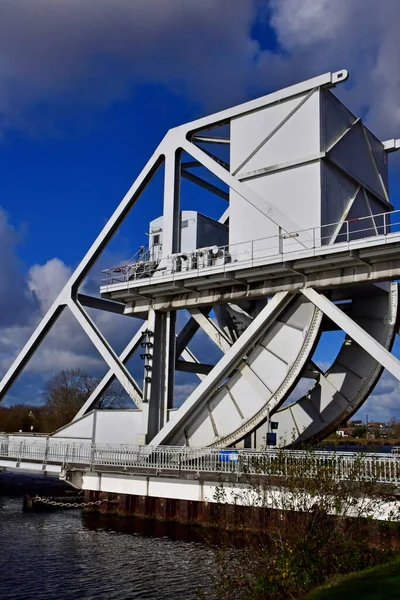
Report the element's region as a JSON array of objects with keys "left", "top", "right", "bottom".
[{"left": 0, "top": 474, "right": 214, "bottom": 600}]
